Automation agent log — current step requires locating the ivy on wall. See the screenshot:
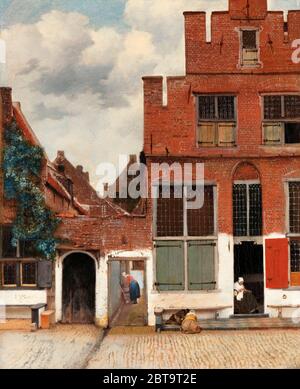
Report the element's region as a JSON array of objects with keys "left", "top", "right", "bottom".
[{"left": 3, "top": 120, "right": 60, "bottom": 260}]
